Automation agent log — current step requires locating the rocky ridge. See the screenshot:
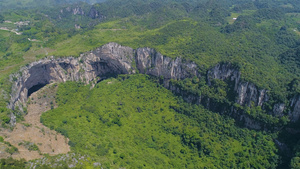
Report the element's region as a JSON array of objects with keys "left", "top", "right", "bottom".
[{"left": 8, "top": 42, "right": 300, "bottom": 129}]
